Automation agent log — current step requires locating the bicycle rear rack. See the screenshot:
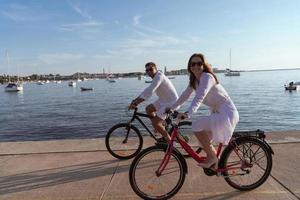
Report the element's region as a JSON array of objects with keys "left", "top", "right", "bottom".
[{"left": 232, "top": 129, "right": 265, "bottom": 139}]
